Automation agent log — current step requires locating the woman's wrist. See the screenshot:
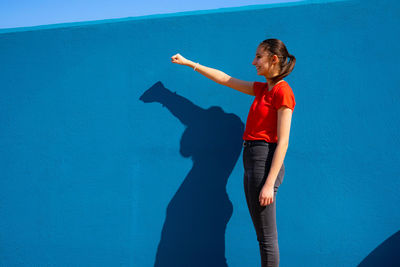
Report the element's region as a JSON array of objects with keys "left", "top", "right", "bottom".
[
  {"left": 185, "top": 60, "right": 195, "bottom": 68},
  {"left": 264, "top": 178, "right": 275, "bottom": 188}
]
